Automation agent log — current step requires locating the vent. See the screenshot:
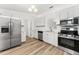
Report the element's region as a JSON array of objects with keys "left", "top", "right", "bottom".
[{"left": 49, "top": 5, "right": 53, "bottom": 9}]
